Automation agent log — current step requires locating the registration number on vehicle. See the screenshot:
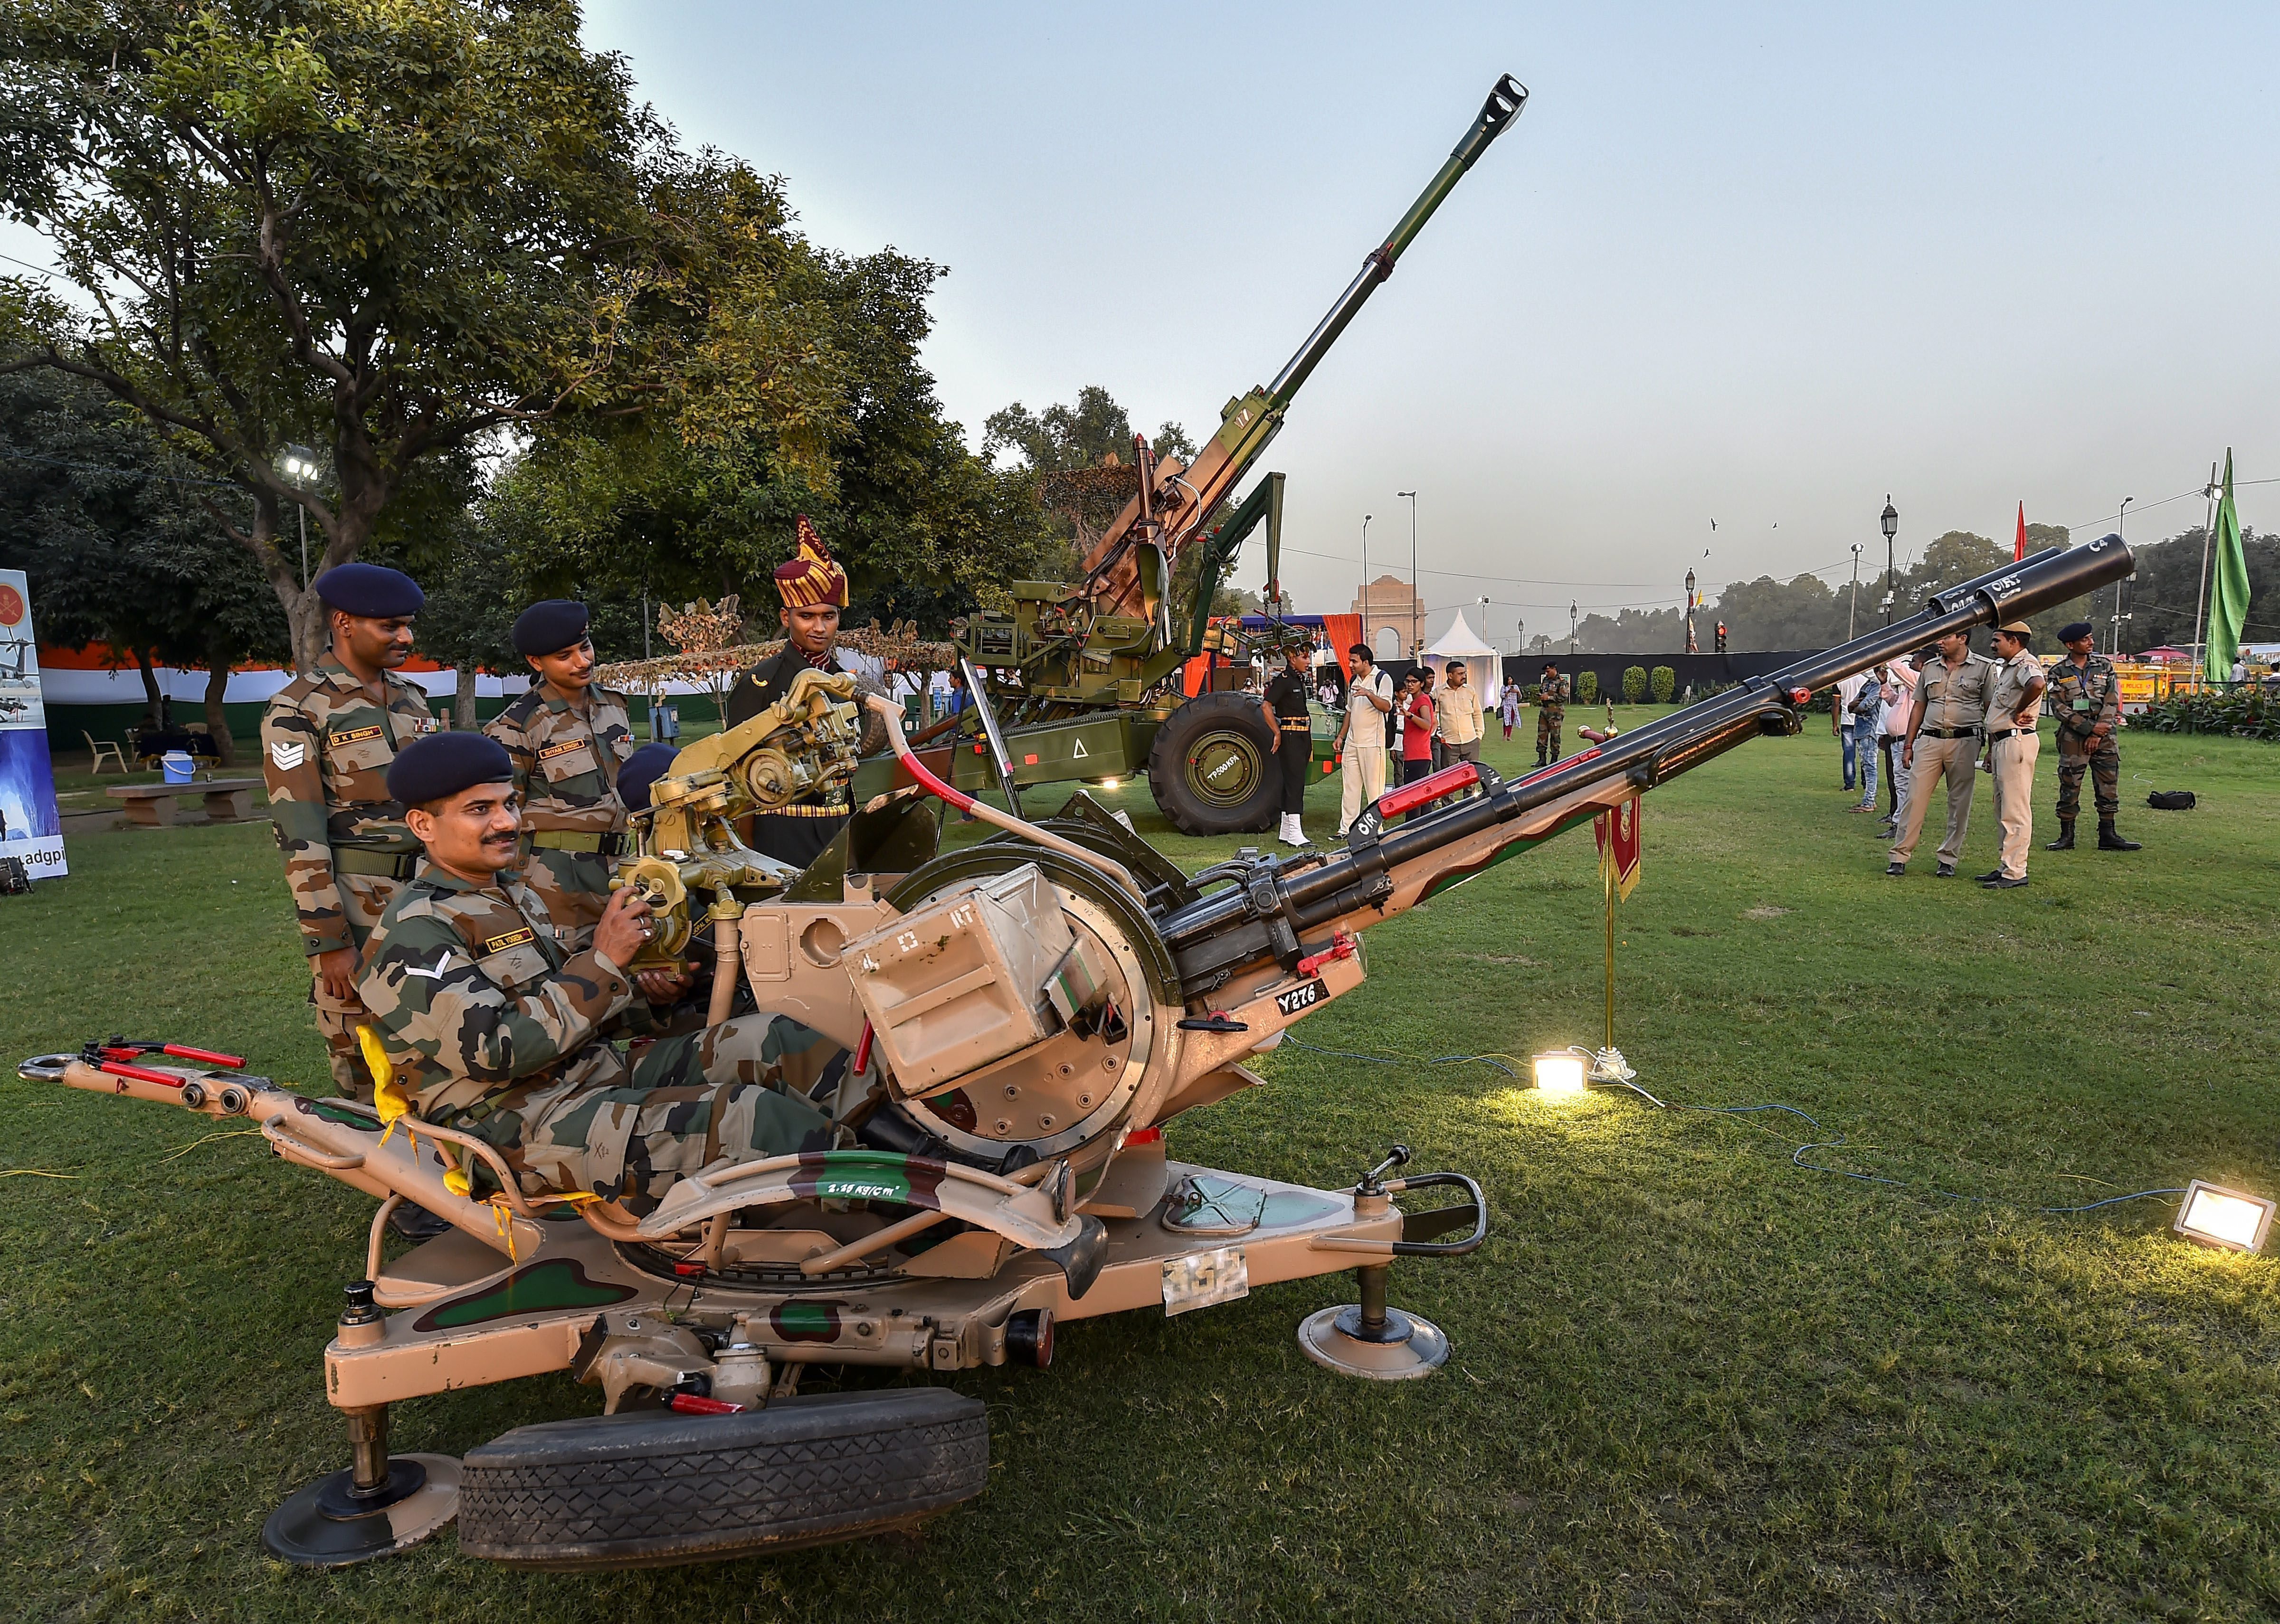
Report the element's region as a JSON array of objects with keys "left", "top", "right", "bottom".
[
  {"left": 1273, "top": 979, "right": 1328, "bottom": 1017},
  {"left": 1161, "top": 1246, "right": 1250, "bottom": 1317}
]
